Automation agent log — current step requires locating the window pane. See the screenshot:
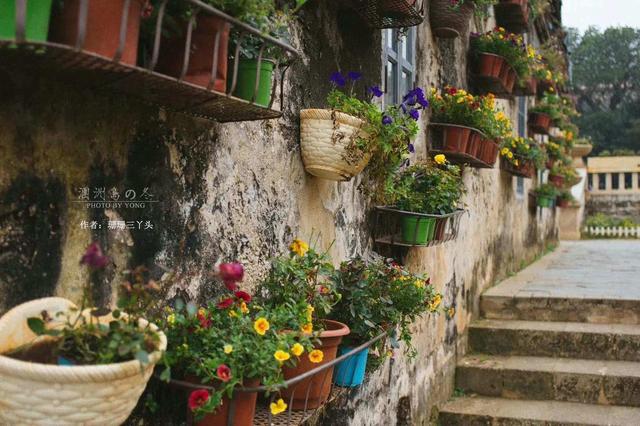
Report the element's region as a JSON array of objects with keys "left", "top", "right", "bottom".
[
  {"left": 402, "top": 32, "right": 412, "bottom": 63},
  {"left": 612, "top": 173, "right": 619, "bottom": 190},
  {"left": 598, "top": 173, "right": 606, "bottom": 190},
  {"left": 625, "top": 172, "right": 632, "bottom": 189},
  {"left": 517, "top": 97, "right": 526, "bottom": 136},
  {"left": 516, "top": 176, "right": 524, "bottom": 196},
  {"left": 400, "top": 70, "right": 411, "bottom": 99},
  {"left": 387, "top": 29, "right": 397, "bottom": 51},
  {"left": 588, "top": 173, "right": 593, "bottom": 190},
  {"left": 385, "top": 60, "right": 397, "bottom": 104}
]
